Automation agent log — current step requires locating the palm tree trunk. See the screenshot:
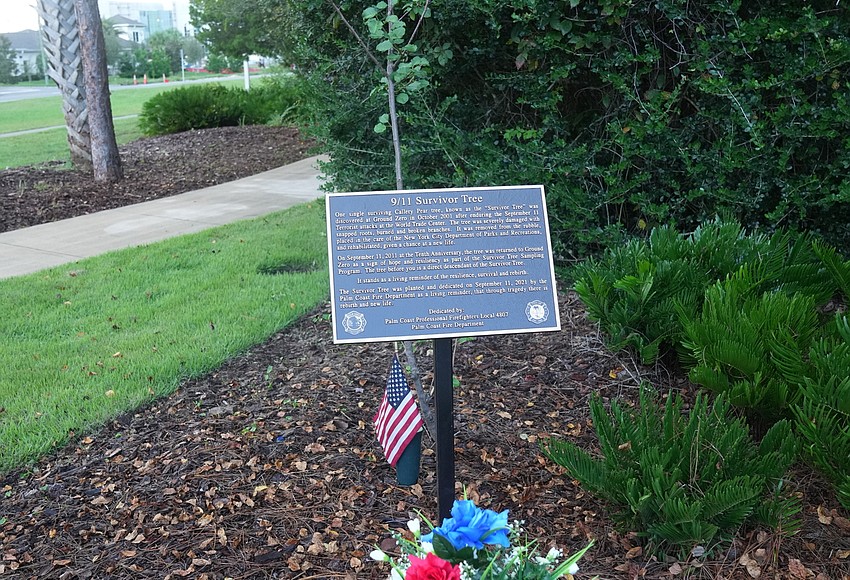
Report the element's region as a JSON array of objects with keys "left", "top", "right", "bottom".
[
  {"left": 36, "top": 0, "right": 91, "bottom": 171},
  {"left": 75, "top": 0, "right": 122, "bottom": 182}
]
